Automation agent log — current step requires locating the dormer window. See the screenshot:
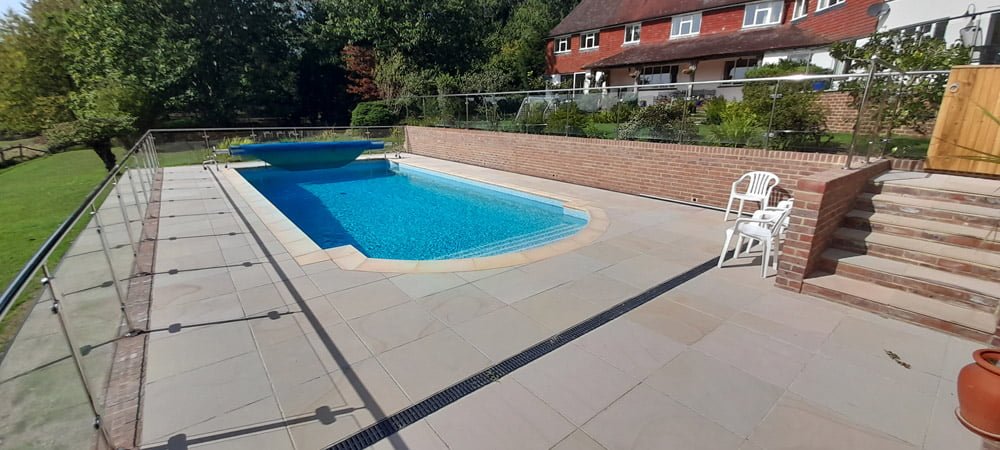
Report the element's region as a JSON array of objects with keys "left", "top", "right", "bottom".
[
  {"left": 624, "top": 23, "right": 641, "bottom": 44},
  {"left": 744, "top": 1, "right": 783, "bottom": 28},
  {"left": 671, "top": 13, "right": 702, "bottom": 38},
  {"left": 555, "top": 36, "right": 570, "bottom": 54},
  {"left": 581, "top": 31, "right": 600, "bottom": 50}
]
